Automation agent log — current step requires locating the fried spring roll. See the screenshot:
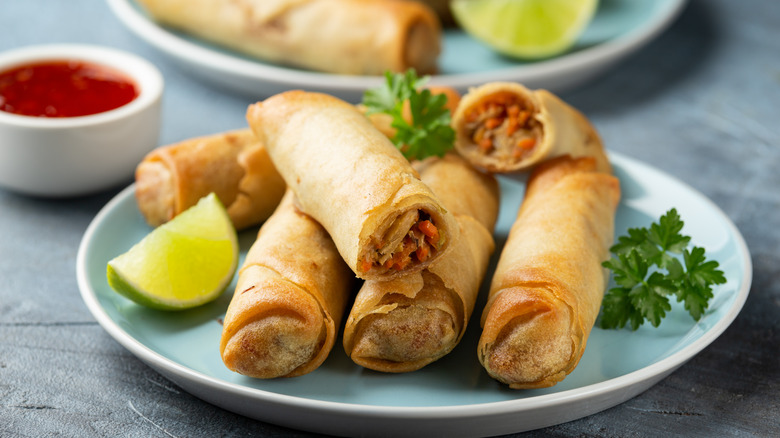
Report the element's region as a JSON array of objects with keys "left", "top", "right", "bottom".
[
  {"left": 415, "top": 0, "right": 455, "bottom": 26},
  {"left": 478, "top": 156, "right": 620, "bottom": 389},
  {"left": 135, "top": 129, "right": 286, "bottom": 230},
  {"left": 453, "top": 82, "right": 611, "bottom": 173},
  {"left": 343, "top": 154, "right": 499, "bottom": 372},
  {"left": 219, "top": 190, "right": 353, "bottom": 378},
  {"left": 136, "top": 0, "right": 441, "bottom": 75},
  {"left": 246, "top": 91, "right": 459, "bottom": 281},
  {"left": 134, "top": 86, "right": 455, "bottom": 230}
]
